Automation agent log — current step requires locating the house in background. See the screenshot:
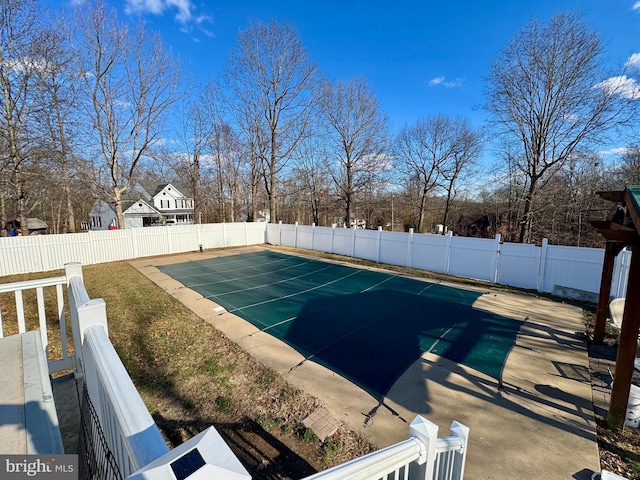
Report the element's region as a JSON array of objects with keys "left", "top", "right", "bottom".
[{"left": 87, "top": 183, "right": 194, "bottom": 230}]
